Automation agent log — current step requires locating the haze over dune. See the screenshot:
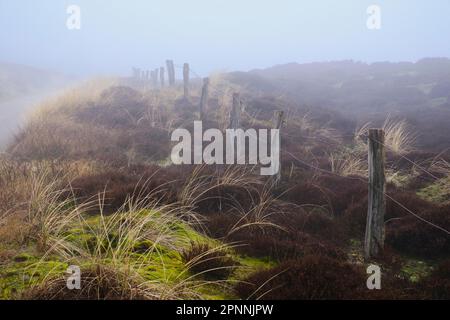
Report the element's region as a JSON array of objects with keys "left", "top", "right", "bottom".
[
  {"left": 0, "top": 62, "right": 74, "bottom": 148},
  {"left": 0, "top": 0, "right": 450, "bottom": 302}
]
